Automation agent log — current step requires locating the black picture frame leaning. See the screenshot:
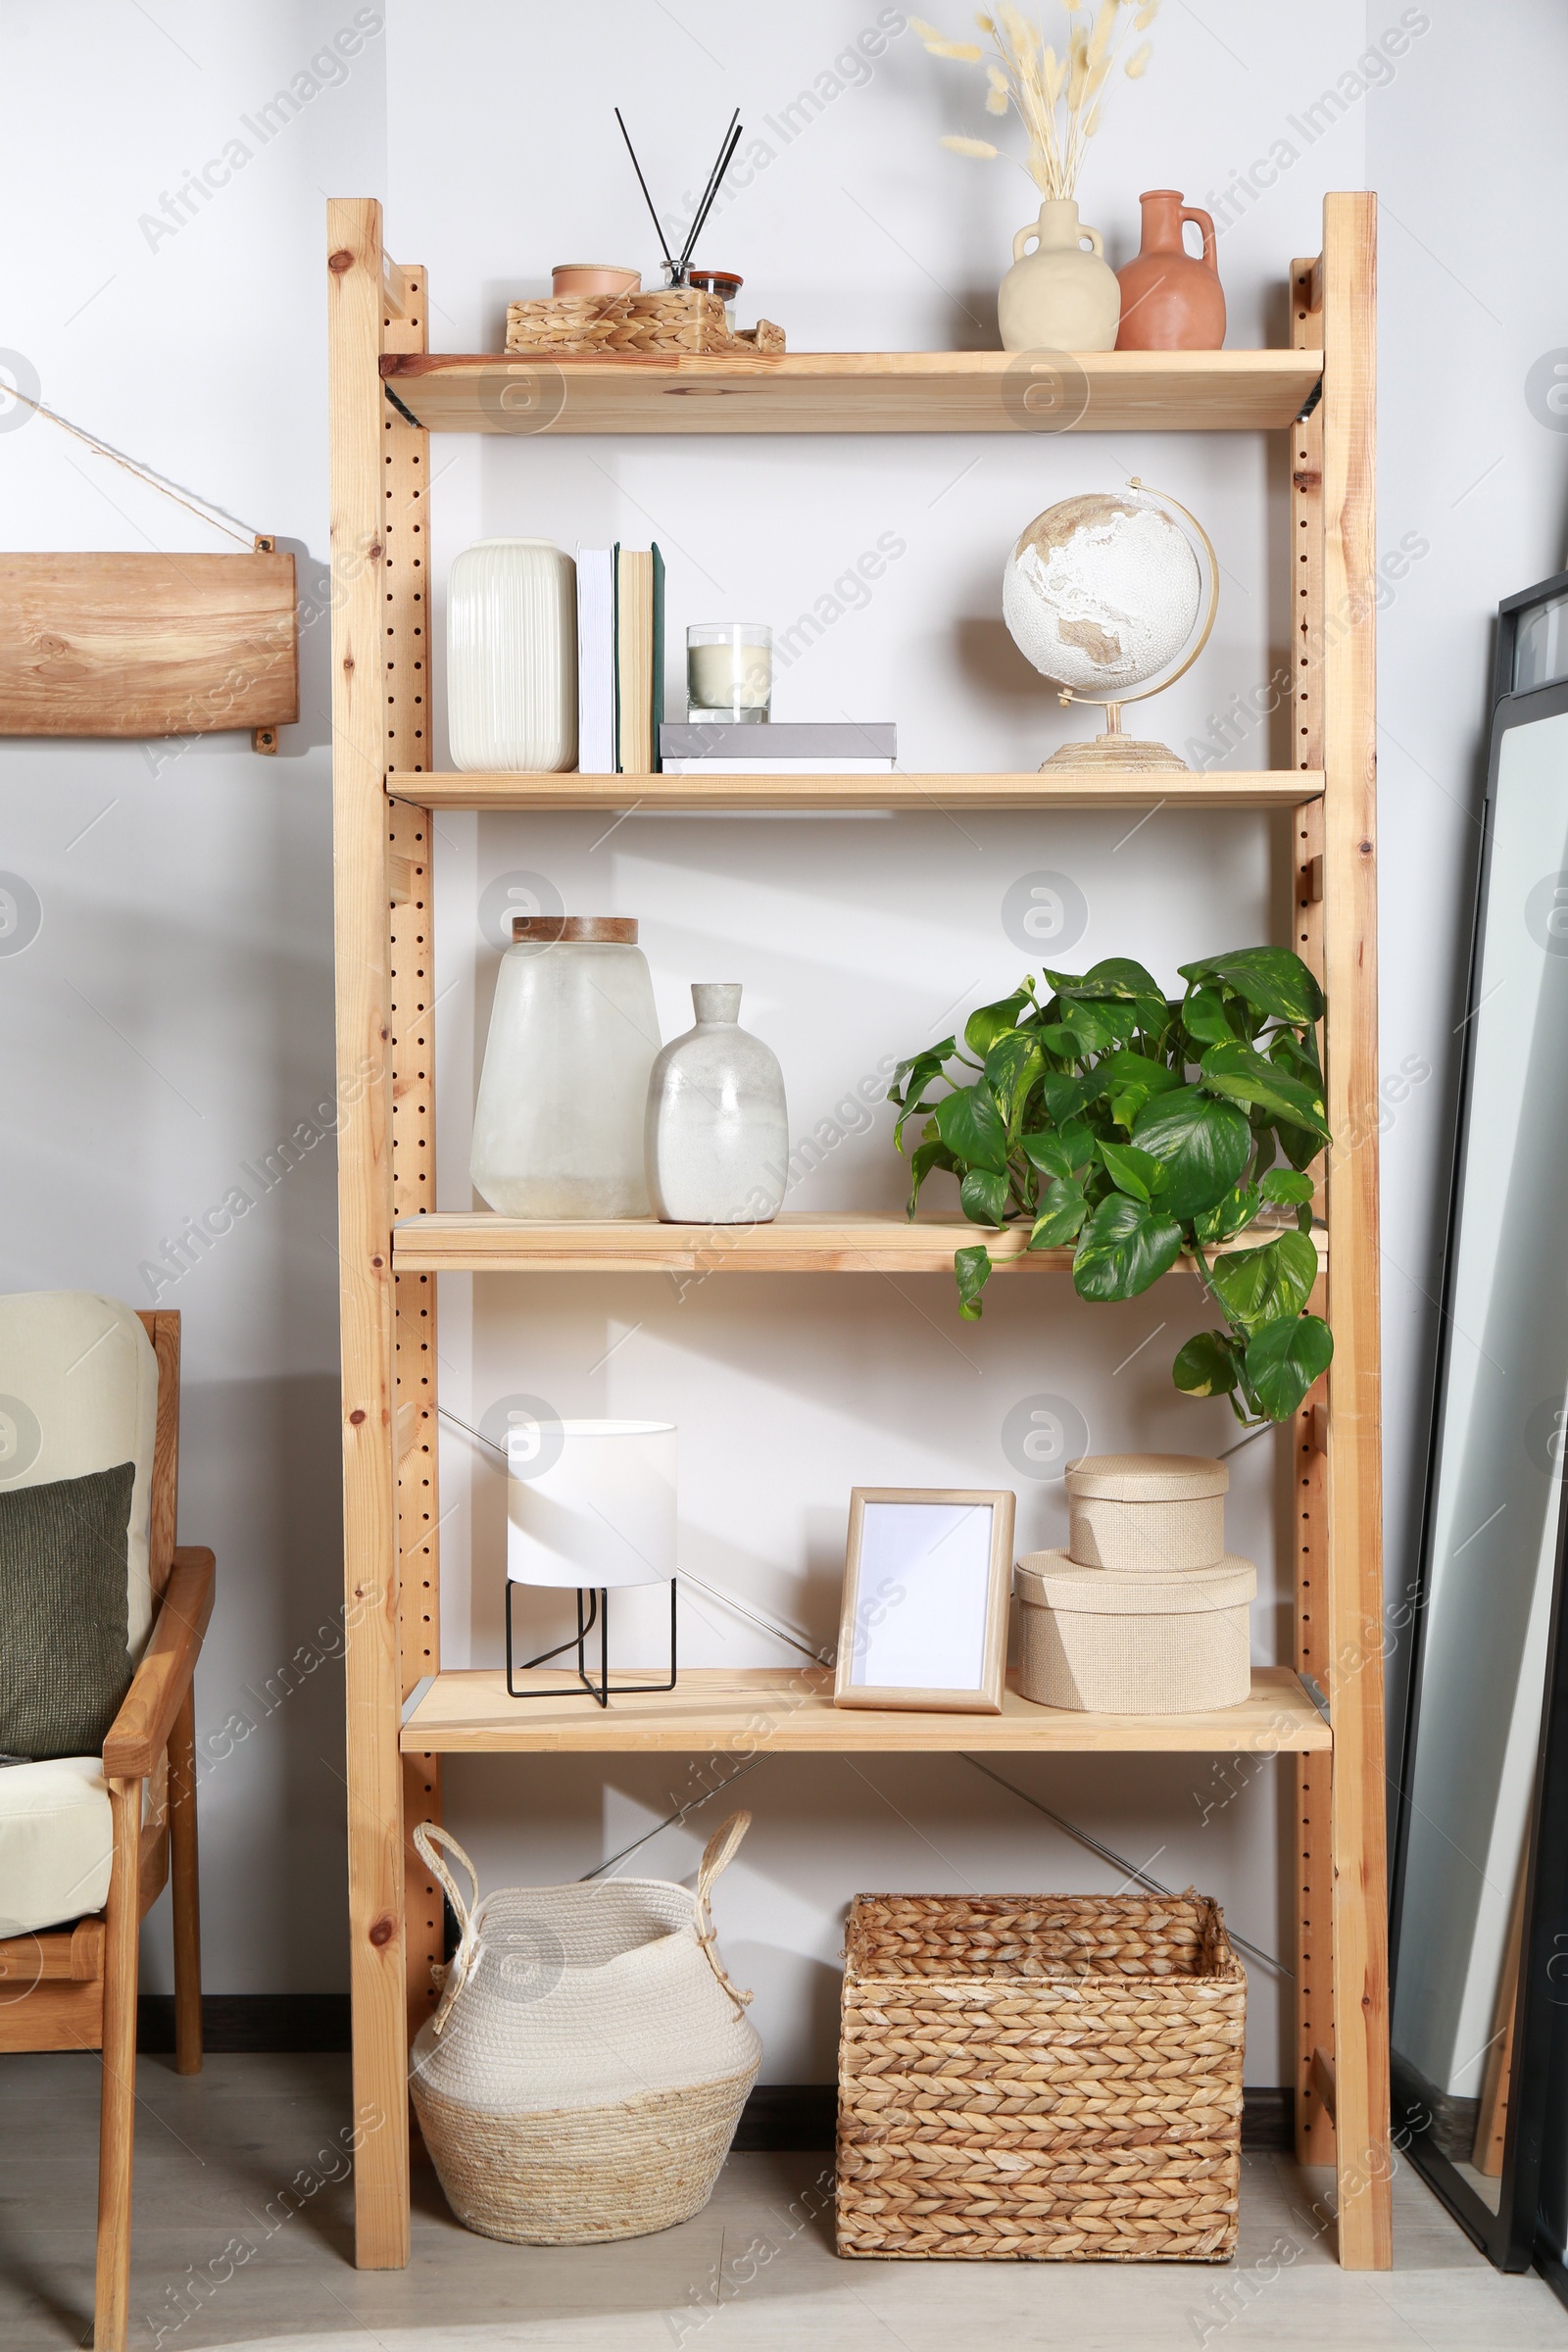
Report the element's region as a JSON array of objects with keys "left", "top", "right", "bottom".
[{"left": 1388, "top": 568, "right": 1568, "bottom": 2284}]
